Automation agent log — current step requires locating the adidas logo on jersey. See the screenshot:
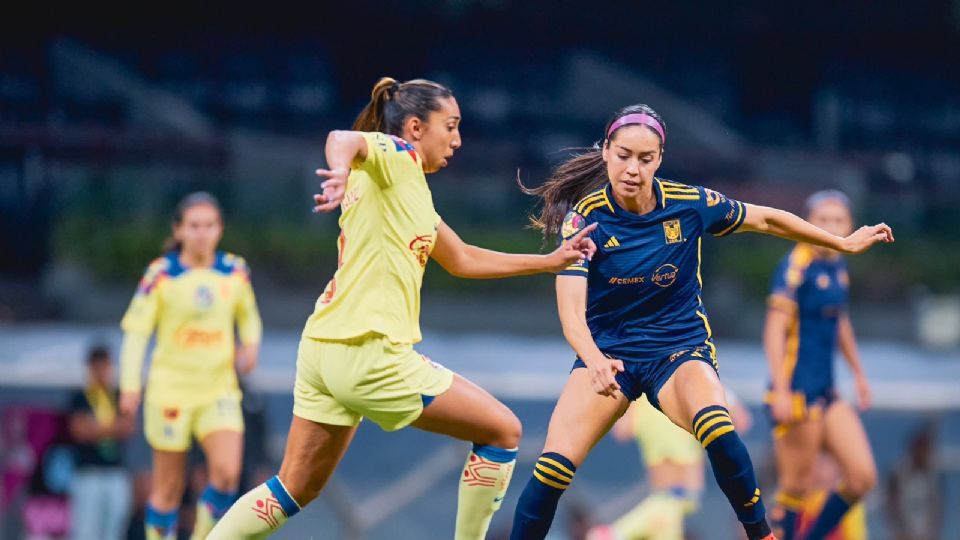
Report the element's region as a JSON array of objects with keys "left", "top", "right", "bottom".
[{"left": 604, "top": 236, "right": 620, "bottom": 248}]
